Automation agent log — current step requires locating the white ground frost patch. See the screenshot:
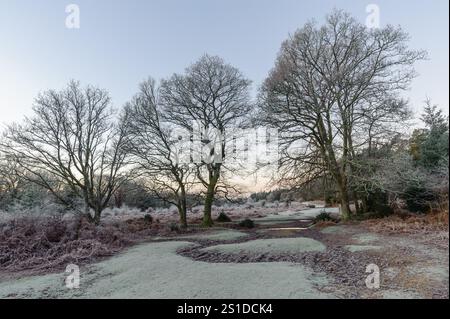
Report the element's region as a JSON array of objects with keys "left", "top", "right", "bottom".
[
  {"left": 344, "top": 233, "right": 383, "bottom": 251},
  {"left": 344, "top": 245, "right": 383, "bottom": 252},
  {"left": 253, "top": 207, "right": 340, "bottom": 225},
  {"left": 178, "top": 229, "right": 248, "bottom": 241},
  {"left": 351, "top": 233, "right": 380, "bottom": 244},
  {"left": 0, "top": 241, "right": 333, "bottom": 299},
  {"left": 320, "top": 225, "right": 354, "bottom": 234},
  {"left": 201, "top": 237, "right": 326, "bottom": 255}
]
